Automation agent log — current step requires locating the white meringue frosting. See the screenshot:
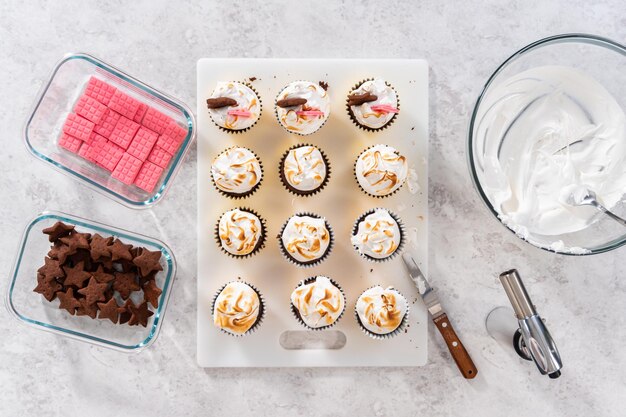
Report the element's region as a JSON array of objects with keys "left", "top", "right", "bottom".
[
  {"left": 218, "top": 209, "right": 262, "bottom": 256},
  {"left": 276, "top": 81, "right": 330, "bottom": 135},
  {"left": 213, "top": 282, "right": 260, "bottom": 335},
  {"left": 282, "top": 145, "right": 327, "bottom": 192},
  {"left": 290, "top": 276, "right": 344, "bottom": 328},
  {"left": 280, "top": 215, "right": 330, "bottom": 263},
  {"left": 356, "top": 144, "right": 408, "bottom": 196},
  {"left": 351, "top": 209, "right": 401, "bottom": 259},
  {"left": 356, "top": 286, "right": 408, "bottom": 335}
]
